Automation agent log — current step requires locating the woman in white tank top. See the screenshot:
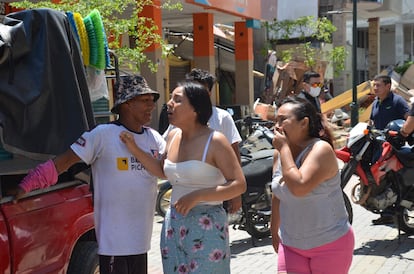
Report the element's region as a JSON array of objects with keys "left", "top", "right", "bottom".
[{"left": 120, "top": 80, "right": 246, "bottom": 274}]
